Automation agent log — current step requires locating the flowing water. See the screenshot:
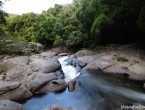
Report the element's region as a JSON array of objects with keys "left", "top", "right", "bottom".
[
  {"left": 19, "top": 56, "right": 145, "bottom": 110},
  {"left": 58, "top": 56, "right": 80, "bottom": 83}
]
